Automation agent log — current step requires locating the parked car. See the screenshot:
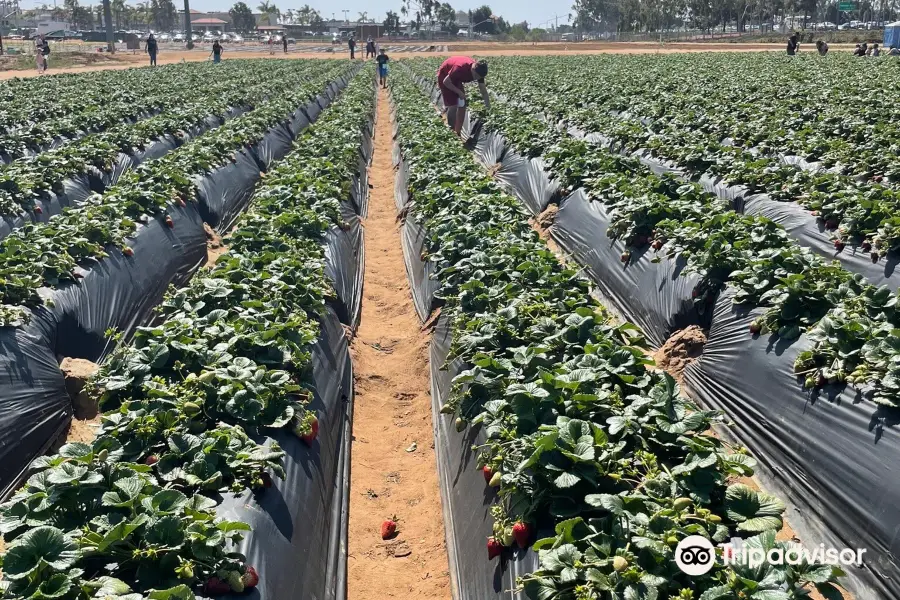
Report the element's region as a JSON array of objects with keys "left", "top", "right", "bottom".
[{"left": 173, "top": 32, "right": 184, "bottom": 42}]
